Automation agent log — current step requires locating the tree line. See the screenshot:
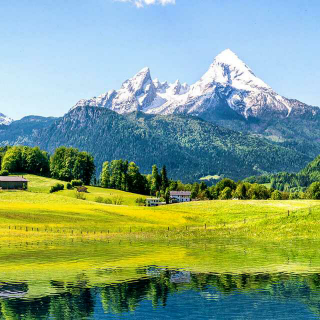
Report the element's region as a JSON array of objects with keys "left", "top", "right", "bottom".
[
  {"left": 0, "top": 146, "right": 95, "bottom": 185},
  {"left": 99, "top": 159, "right": 320, "bottom": 200},
  {"left": 245, "top": 154, "right": 320, "bottom": 193},
  {"left": 2, "top": 145, "right": 320, "bottom": 200}
]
